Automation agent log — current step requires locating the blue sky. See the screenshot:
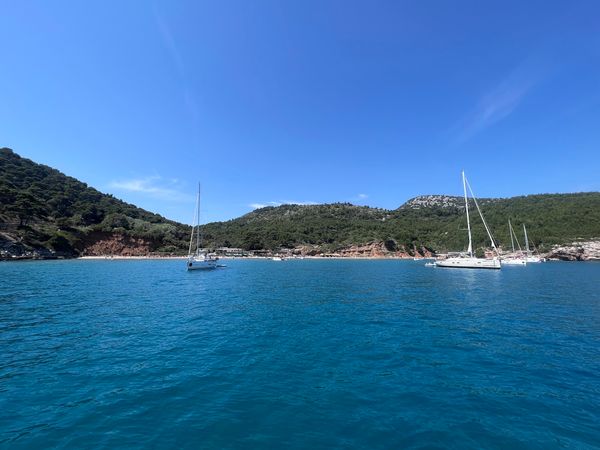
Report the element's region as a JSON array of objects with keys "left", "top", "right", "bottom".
[{"left": 1, "top": 1, "right": 599, "bottom": 224}]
